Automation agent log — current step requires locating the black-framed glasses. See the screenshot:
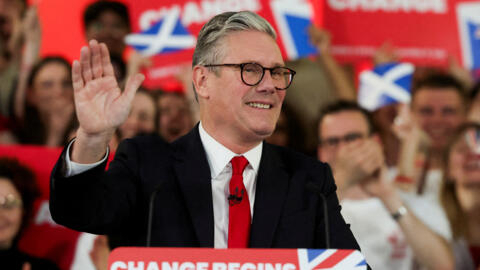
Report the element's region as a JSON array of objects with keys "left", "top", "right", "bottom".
[
  {"left": 0, "top": 194, "right": 22, "bottom": 211},
  {"left": 204, "top": 63, "right": 296, "bottom": 90},
  {"left": 319, "top": 132, "right": 367, "bottom": 148}
]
